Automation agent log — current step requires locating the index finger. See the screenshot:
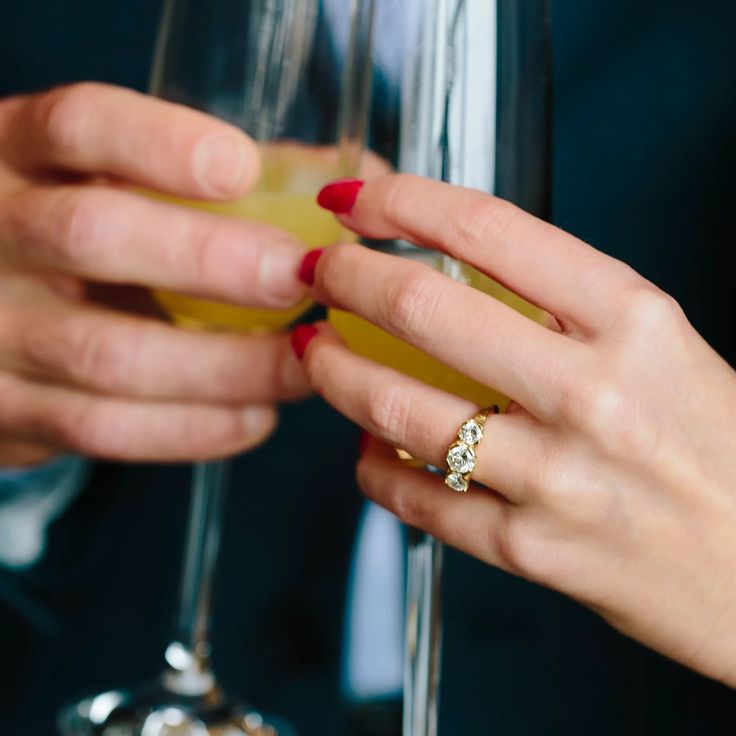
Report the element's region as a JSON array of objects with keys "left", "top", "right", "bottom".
[
  {"left": 319, "top": 174, "right": 644, "bottom": 334},
  {"left": 0, "top": 83, "right": 259, "bottom": 200}
]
